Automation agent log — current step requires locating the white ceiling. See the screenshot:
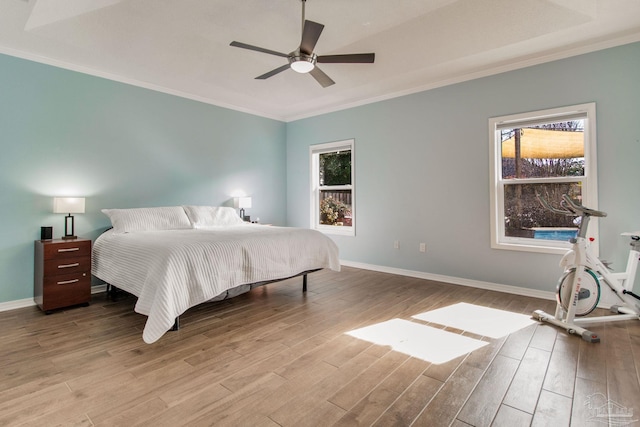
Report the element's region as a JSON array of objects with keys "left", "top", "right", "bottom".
[{"left": 2, "top": 0, "right": 640, "bottom": 122}]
